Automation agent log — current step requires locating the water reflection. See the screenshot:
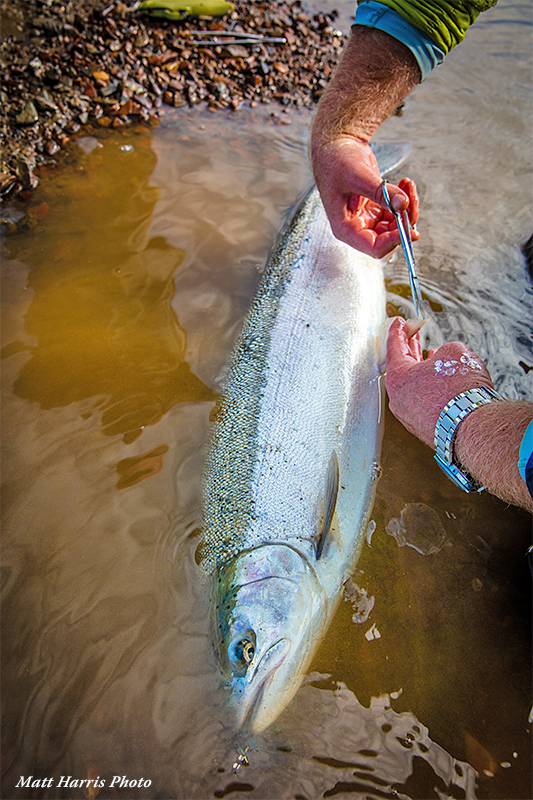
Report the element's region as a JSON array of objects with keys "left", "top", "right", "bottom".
[
  {"left": 2, "top": 134, "right": 215, "bottom": 444},
  {"left": 208, "top": 674, "right": 479, "bottom": 799}
]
